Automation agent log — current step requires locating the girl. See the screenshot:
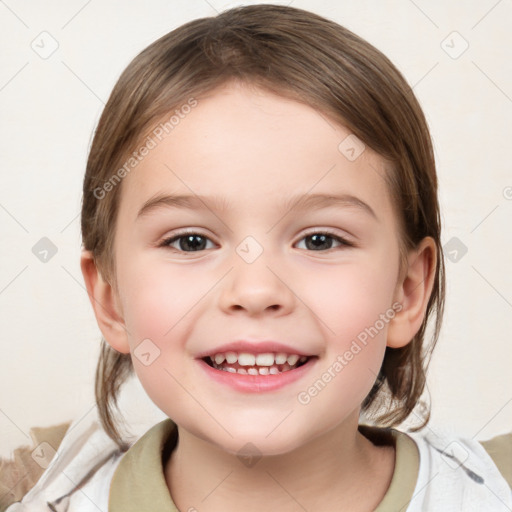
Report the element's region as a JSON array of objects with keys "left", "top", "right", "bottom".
[{"left": 4, "top": 4, "right": 511, "bottom": 511}]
